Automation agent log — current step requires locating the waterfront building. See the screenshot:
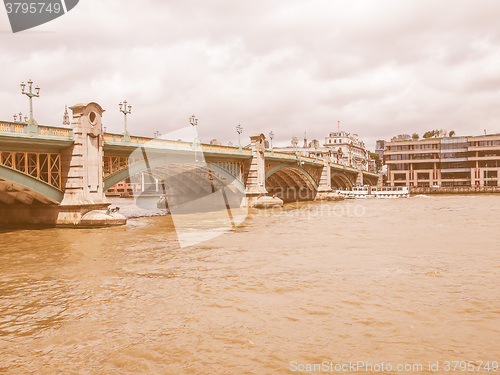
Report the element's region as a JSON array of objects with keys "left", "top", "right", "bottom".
[
  {"left": 273, "top": 137, "right": 333, "bottom": 160},
  {"left": 391, "top": 134, "right": 411, "bottom": 142},
  {"left": 375, "top": 139, "right": 386, "bottom": 160},
  {"left": 106, "top": 173, "right": 162, "bottom": 196},
  {"left": 324, "top": 131, "right": 370, "bottom": 169},
  {"left": 384, "top": 133, "right": 500, "bottom": 187},
  {"left": 274, "top": 131, "right": 373, "bottom": 171}
]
